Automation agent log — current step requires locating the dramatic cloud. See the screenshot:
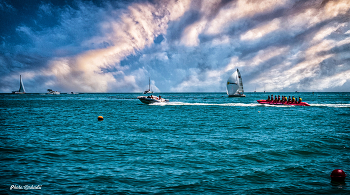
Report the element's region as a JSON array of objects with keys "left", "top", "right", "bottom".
[{"left": 1, "top": 0, "right": 350, "bottom": 93}]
